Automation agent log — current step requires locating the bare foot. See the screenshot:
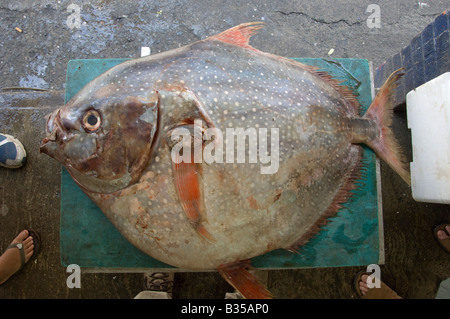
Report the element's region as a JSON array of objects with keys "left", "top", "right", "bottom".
[
  {"left": 359, "top": 274, "right": 370, "bottom": 296},
  {"left": 0, "top": 230, "right": 35, "bottom": 285},
  {"left": 437, "top": 225, "right": 450, "bottom": 241},
  {"left": 357, "top": 273, "right": 402, "bottom": 299}
]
